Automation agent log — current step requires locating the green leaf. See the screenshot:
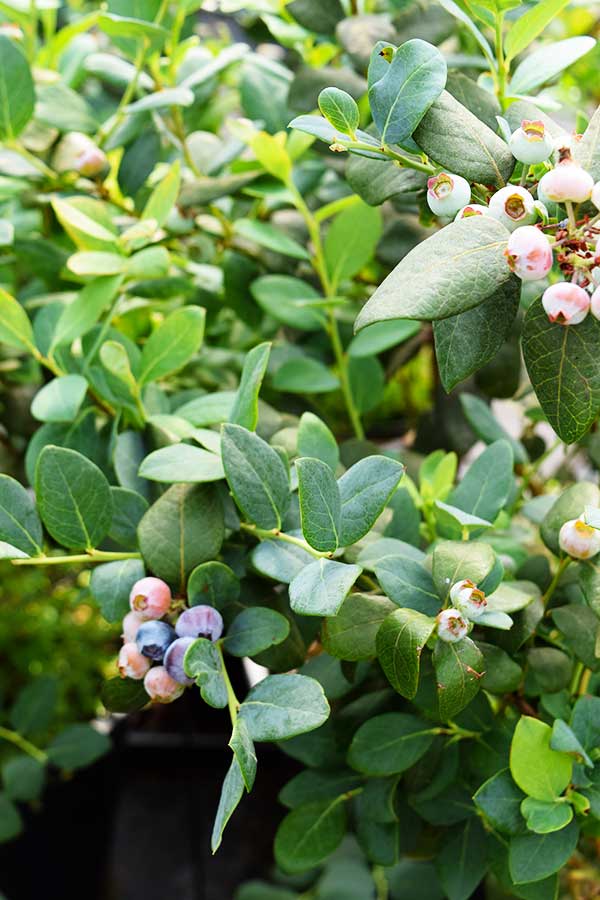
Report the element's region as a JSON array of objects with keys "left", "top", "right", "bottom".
[
  {"left": 477, "top": 641, "right": 523, "bottom": 693},
  {"left": 354, "top": 217, "right": 511, "bottom": 330},
  {"left": 414, "top": 91, "right": 515, "bottom": 186},
  {"left": 433, "top": 278, "right": 520, "bottom": 392},
  {"left": 322, "top": 592, "right": 396, "bottom": 660},
  {"left": 433, "top": 636, "right": 484, "bottom": 720},
  {"left": 31, "top": 375, "right": 88, "bottom": 424},
  {"left": 473, "top": 769, "right": 526, "bottom": 836},
  {"left": 250, "top": 275, "right": 324, "bottom": 331},
  {"left": 52, "top": 275, "right": 123, "bottom": 348},
  {"left": 449, "top": 440, "right": 514, "bottom": 523},
  {"left": 0, "top": 287, "right": 35, "bottom": 352},
  {"left": 234, "top": 219, "right": 309, "bottom": 260},
  {"left": 368, "top": 39, "right": 447, "bottom": 147},
  {"left": 224, "top": 607, "right": 290, "bottom": 657},
  {"left": 374, "top": 557, "right": 440, "bottom": 615},
  {"left": 101, "top": 677, "right": 149, "bottom": 713},
  {"left": 324, "top": 201, "right": 382, "bottom": 287},
  {"left": 47, "top": 724, "right": 110, "bottom": 770},
  {"left": 11, "top": 677, "right": 58, "bottom": 736},
  {"left": 100, "top": 340, "right": 137, "bottom": 395},
  {"left": 2, "top": 756, "right": 45, "bottom": 803},
  {"left": 187, "top": 561, "right": 240, "bottom": 609},
  {"left": 229, "top": 718, "right": 257, "bottom": 792},
  {"left": 273, "top": 357, "right": 339, "bottom": 394},
  {"left": 504, "top": 0, "right": 570, "bottom": 62},
  {"left": 0, "top": 474, "right": 43, "bottom": 556},
  {"left": 67, "top": 251, "right": 127, "bottom": 277},
  {"left": 348, "top": 712, "right": 434, "bottom": 776},
  {"left": 0, "top": 35, "right": 34, "bottom": 139},
  {"left": 279, "top": 769, "right": 361, "bottom": 811},
  {"left": 0, "top": 793, "right": 22, "bottom": 842},
  {"left": 184, "top": 638, "right": 228, "bottom": 708},
  {"left": 338, "top": 456, "right": 404, "bottom": 546},
  {"left": 520, "top": 797, "right": 573, "bottom": 835},
  {"left": 431, "top": 540, "right": 496, "bottom": 599},
  {"left": 288, "top": 0, "right": 344, "bottom": 32},
  {"left": 221, "top": 423, "right": 290, "bottom": 530},
  {"left": 297, "top": 412, "right": 339, "bottom": 473},
  {"left": 550, "top": 719, "right": 593, "bottom": 767},
  {"left": 90, "top": 558, "right": 145, "bottom": 623},
  {"left": 138, "top": 444, "right": 224, "bottom": 483},
  {"left": 436, "top": 818, "right": 488, "bottom": 900},
  {"left": 570, "top": 695, "right": 600, "bottom": 752},
  {"left": 289, "top": 558, "right": 362, "bottom": 616},
  {"left": 211, "top": 756, "right": 245, "bottom": 853},
  {"left": 460, "top": 393, "right": 528, "bottom": 464},
  {"left": 125, "top": 86, "right": 193, "bottom": 113},
  {"left": 137, "top": 483, "right": 224, "bottom": 590},
  {"left": 297, "top": 457, "right": 341, "bottom": 553},
  {"left": 436, "top": 0, "right": 495, "bottom": 64},
  {"left": 239, "top": 674, "right": 330, "bottom": 741},
  {"left": 509, "top": 820, "right": 579, "bottom": 884},
  {"left": 108, "top": 487, "right": 147, "bottom": 549},
  {"left": 274, "top": 798, "right": 347, "bottom": 874},
  {"left": 139, "top": 307, "right": 205, "bottom": 386},
  {"left": 377, "top": 608, "right": 436, "bottom": 698},
  {"left": 251, "top": 535, "right": 313, "bottom": 583},
  {"left": 348, "top": 320, "right": 421, "bottom": 358},
  {"left": 522, "top": 298, "right": 600, "bottom": 444},
  {"left": 510, "top": 717, "right": 573, "bottom": 801},
  {"left": 318, "top": 87, "right": 359, "bottom": 135},
  {"left": 51, "top": 197, "right": 119, "bottom": 252},
  {"left": 434, "top": 501, "right": 492, "bottom": 539},
  {"left": 142, "top": 160, "right": 181, "bottom": 227},
  {"left": 551, "top": 604, "right": 600, "bottom": 670},
  {"left": 229, "top": 341, "right": 270, "bottom": 431},
  {"left": 540, "top": 482, "right": 599, "bottom": 555},
  {"left": 36, "top": 446, "right": 112, "bottom": 551},
  {"left": 510, "top": 36, "right": 595, "bottom": 95}
]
